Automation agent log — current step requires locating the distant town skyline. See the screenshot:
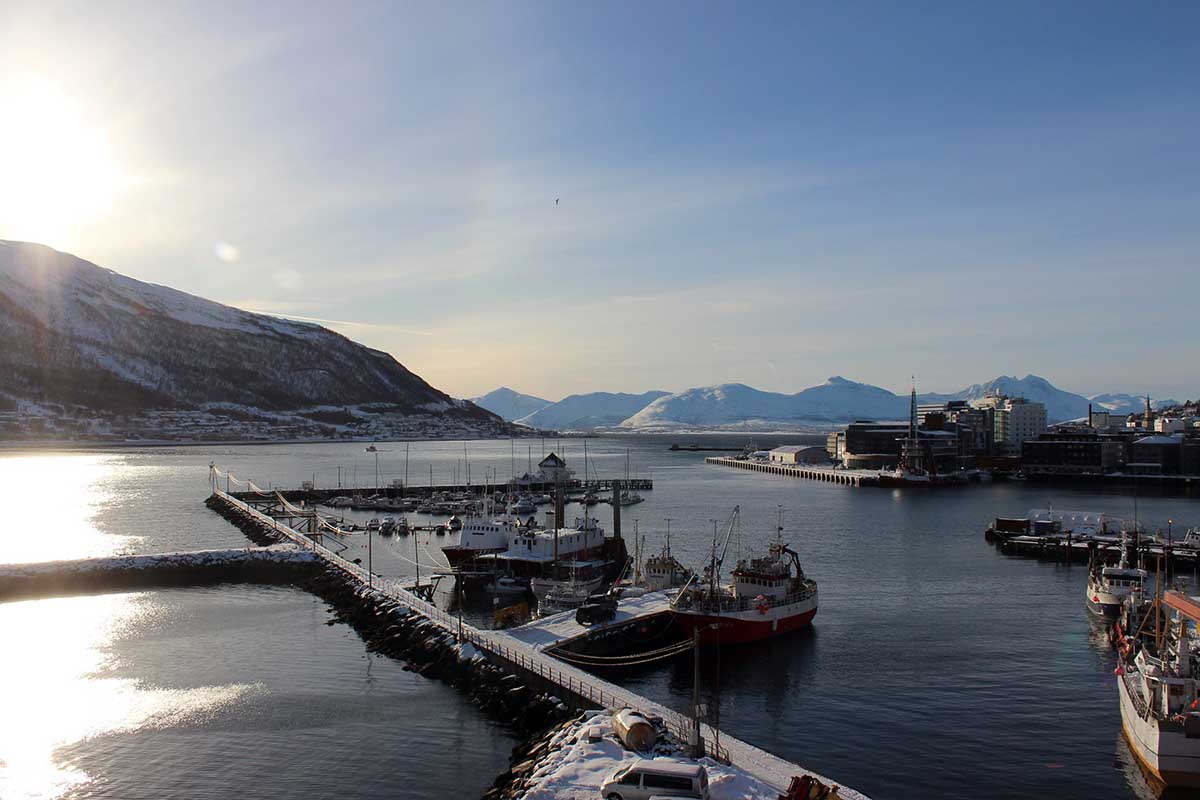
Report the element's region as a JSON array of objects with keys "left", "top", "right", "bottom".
[{"left": 2, "top": 2, "right": 1197, "bottom": 400}]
